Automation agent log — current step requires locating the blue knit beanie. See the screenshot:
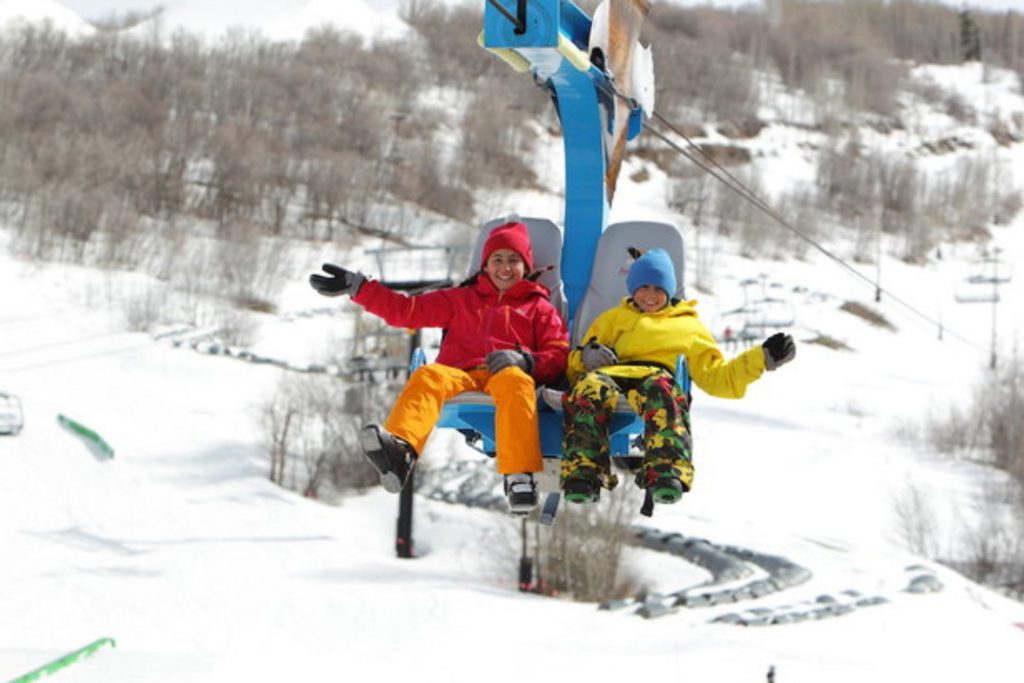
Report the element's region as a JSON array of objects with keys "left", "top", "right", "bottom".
[{"left": 626, "top": 248, "right": 677, "bottom": 297}]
